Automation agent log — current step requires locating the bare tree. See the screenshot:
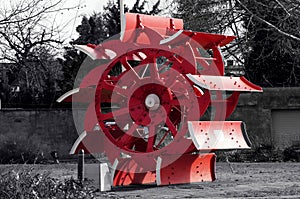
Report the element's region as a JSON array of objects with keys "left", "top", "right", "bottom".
[
  {"left": 0, "top": 0, "right": 79, "bottom": 62},
  {"left": 174, "top": 0, "right": 300, "bottom": 87},
  {"left": 173, "top": 0, "right": 247, "bottom": 66},
  {"left": 238, "top": 0, "right": 300, "bottom": 86},
  {"left": 0, "top": 0, "right": 76, "bottom": 106}
]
